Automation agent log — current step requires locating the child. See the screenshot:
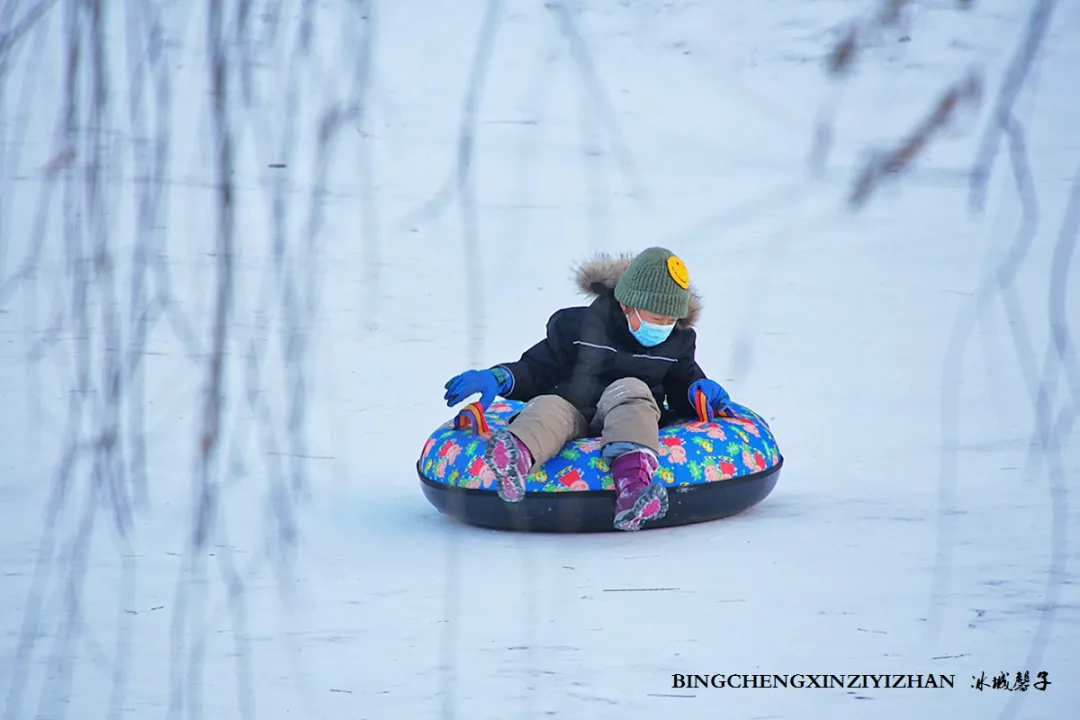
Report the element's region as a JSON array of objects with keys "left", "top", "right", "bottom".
[{"left": 443, "top": 247, "right": 732, "bottom": 531}]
